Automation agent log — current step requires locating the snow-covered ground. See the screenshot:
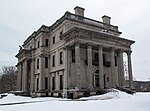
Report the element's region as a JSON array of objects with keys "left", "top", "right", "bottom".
[{"left": 0, "top": 90, "right": 150, "bottom": 111}]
